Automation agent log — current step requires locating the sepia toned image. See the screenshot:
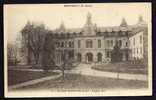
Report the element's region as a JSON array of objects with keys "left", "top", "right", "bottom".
[{"left": 4, "top": 3, "right": 152, "bottom": 97}]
